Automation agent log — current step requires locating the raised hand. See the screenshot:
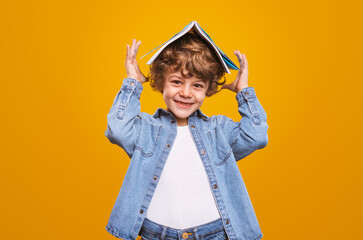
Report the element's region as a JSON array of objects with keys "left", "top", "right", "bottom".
[
  {"left": 222, "top": 50, "right": 249, "bottom": 93},
  {"left": 125, "top": 39, "right": 148, "bottom": 84}
]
